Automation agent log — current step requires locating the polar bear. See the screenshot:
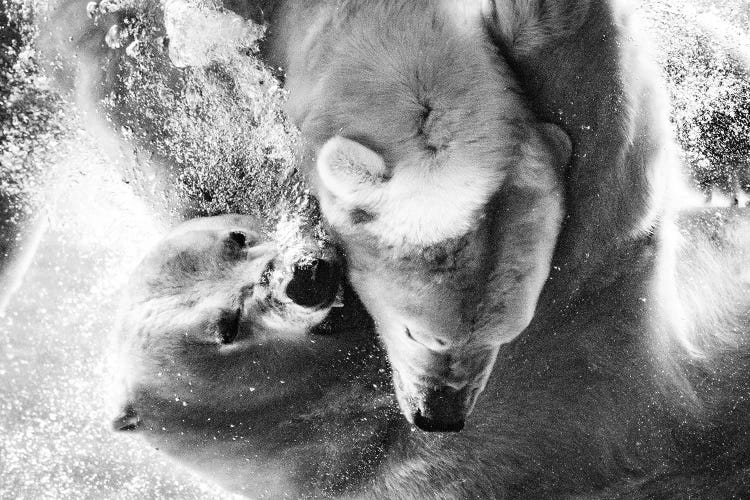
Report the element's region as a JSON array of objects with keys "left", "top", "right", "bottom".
[
  {"left": 111, "top": 215, "right": 397, "bottom": 497},
  {"left": 111, "top": 214, "right": 345, "bottom": 438},
  {"left": 48, "top": 0, "right": 743, "bottom": 433},
  {"left": 112, "top": 210, "right": 750, "bottom": 498},
  {"left": 38, "top": 0, "right": 750, "bottom": 495},
  {"left": 242, "top": 0, "right": 681, "bottom": 431},
  {"left": 113, "top": 214, "right": 342, "bottom": 350},
  {"left": 65, "top": 0, "right": 671, "bottom": 432},
  {"left": 234, "top": 0, "right": 573, "bottom": 431}
]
